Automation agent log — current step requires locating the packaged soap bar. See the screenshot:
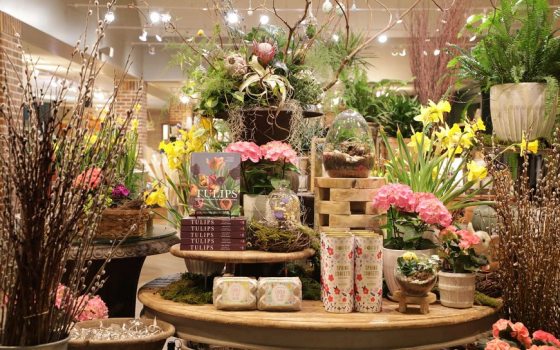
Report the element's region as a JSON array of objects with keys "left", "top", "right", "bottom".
[
  {"left": 257, "top": 277, "right": 302, "bottom": 311},
  {"left": 213, "top": 277, "right": 257, "bottom": 310}
]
